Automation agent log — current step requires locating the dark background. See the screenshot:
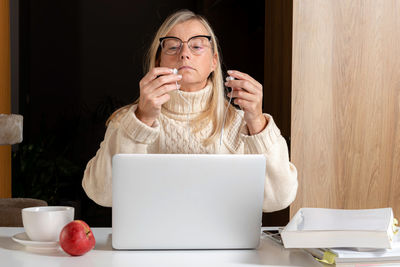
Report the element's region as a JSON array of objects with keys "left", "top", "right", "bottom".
[{"left": 11, "top": 0, "right": 292, "bottom": 226}]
